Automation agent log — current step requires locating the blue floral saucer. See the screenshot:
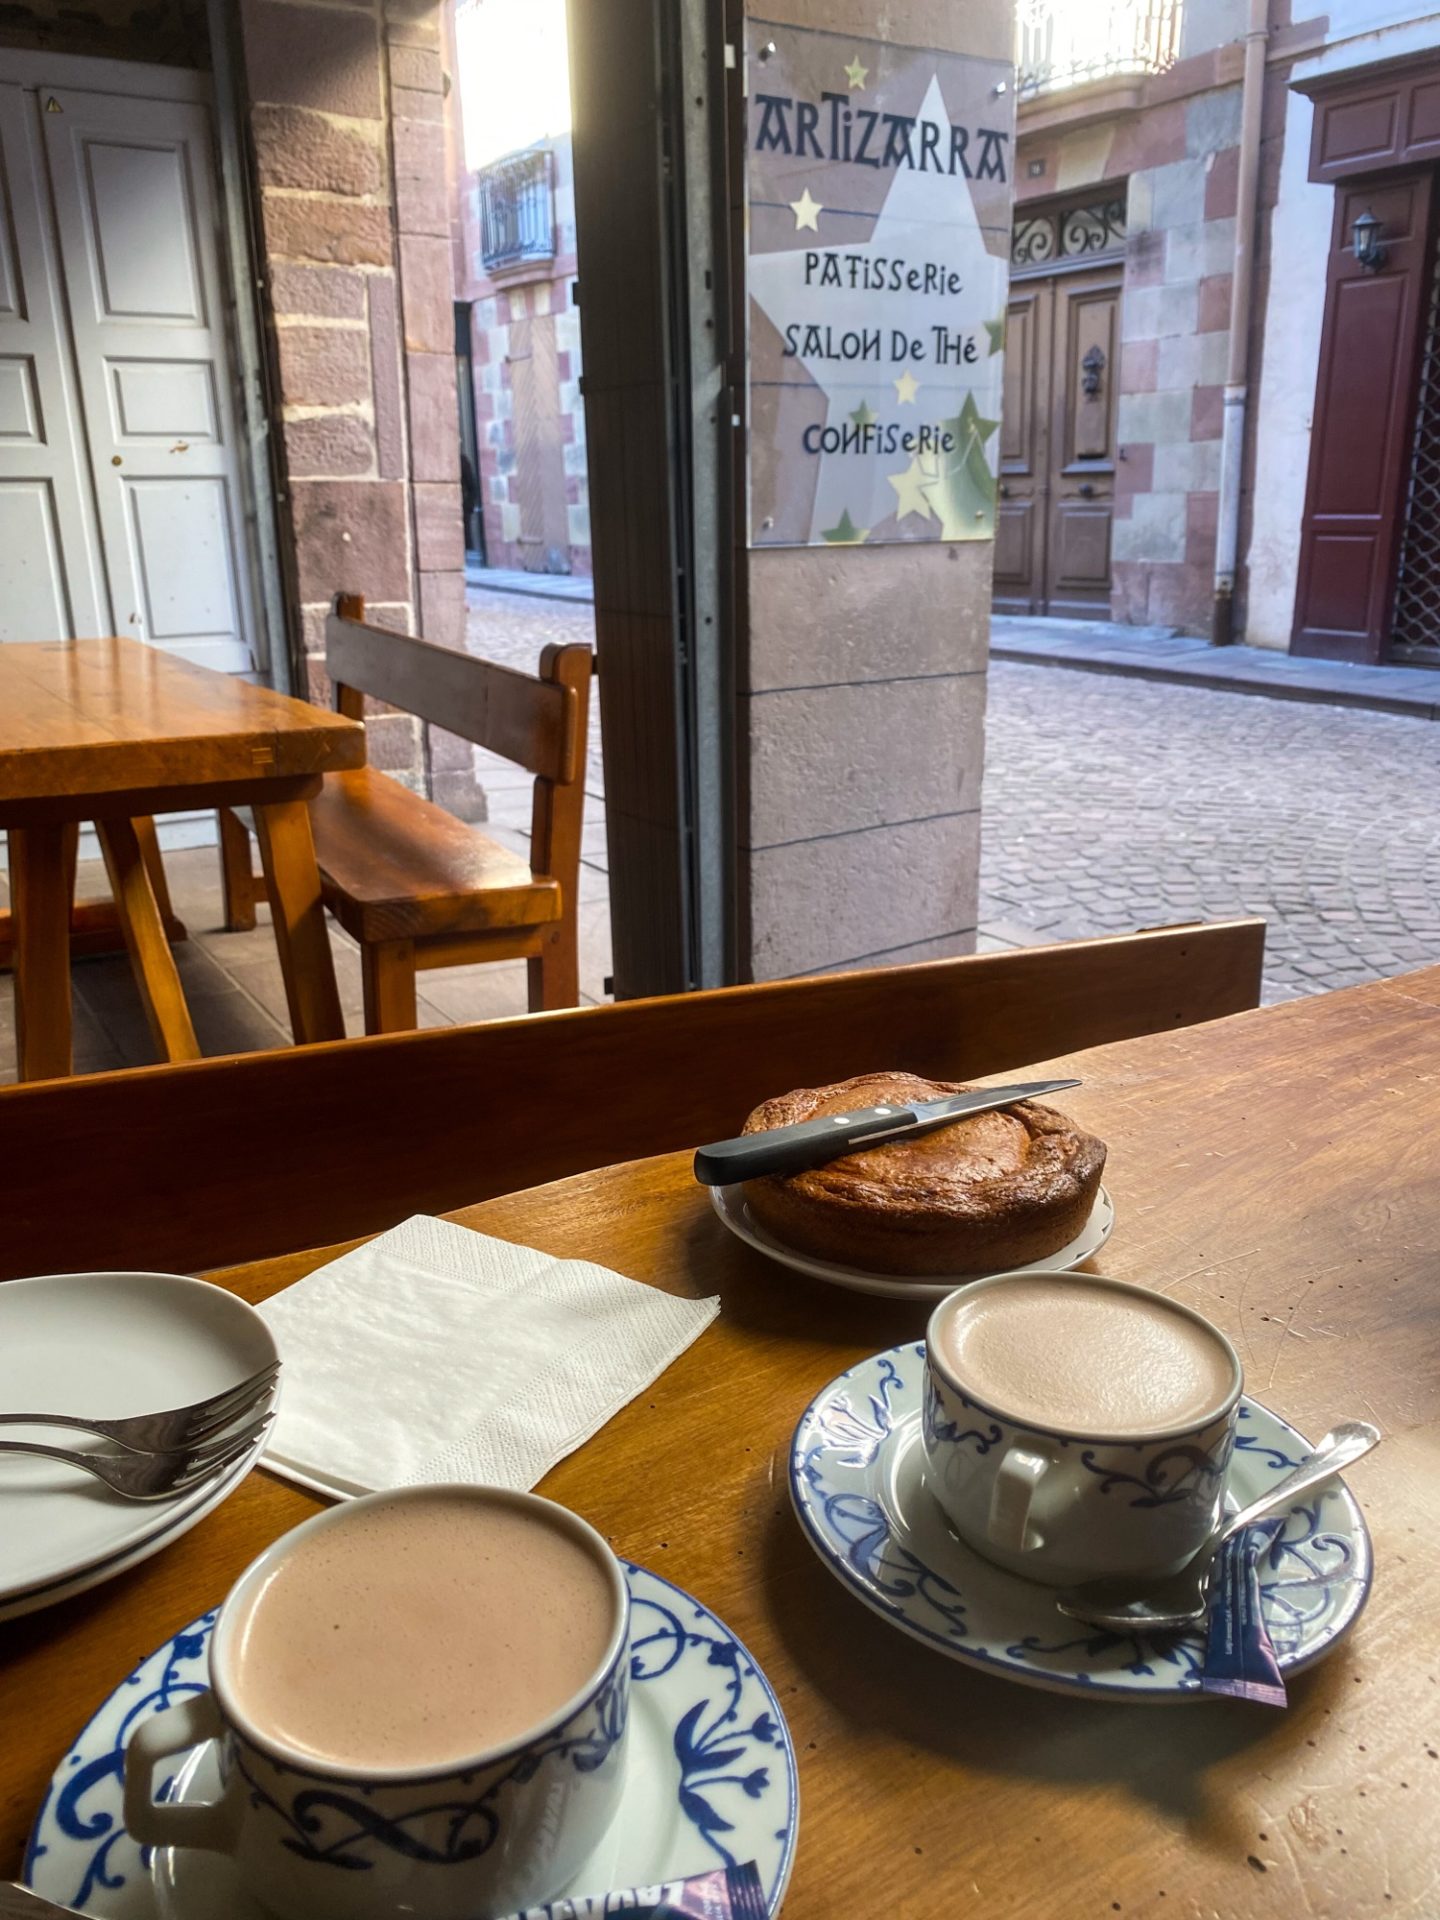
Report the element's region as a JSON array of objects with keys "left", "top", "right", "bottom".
[
  {"left": 791, "top": 1342, "right": 1373, "bottom": 1701},
  {"left": 25, "top": 1564, "right": 798, "bottom": 1917}
]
